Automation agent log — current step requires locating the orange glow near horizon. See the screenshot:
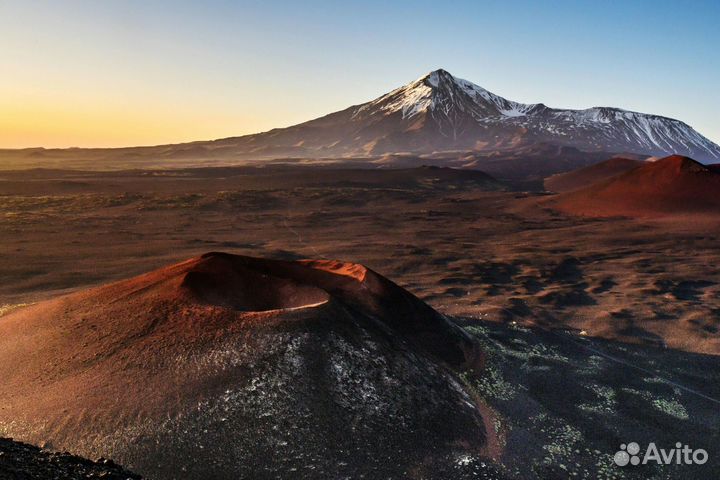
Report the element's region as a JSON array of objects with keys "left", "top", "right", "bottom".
[{"left": 0, "top": 95, "right": 283, "bottom": 149}]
